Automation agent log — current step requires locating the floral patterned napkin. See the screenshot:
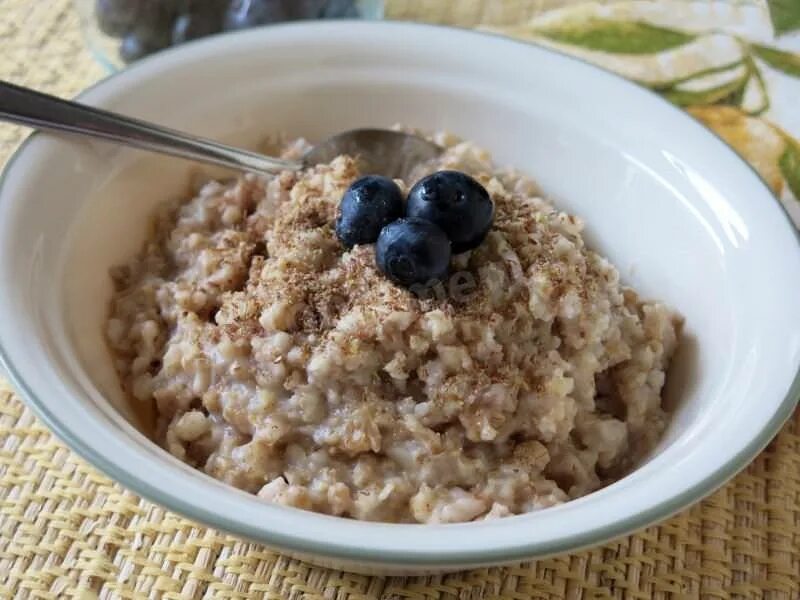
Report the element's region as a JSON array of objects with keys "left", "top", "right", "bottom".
[{"left": 474, "top": 0, "right": 800, "bottom": 224}]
